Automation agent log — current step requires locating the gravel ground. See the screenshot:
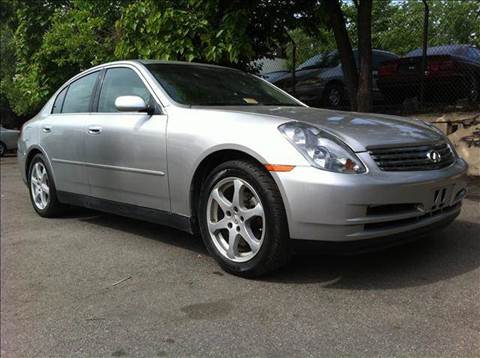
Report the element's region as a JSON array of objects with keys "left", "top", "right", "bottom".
[{"left": 1, "top": 155, "right": 479, "bottom": 357}]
